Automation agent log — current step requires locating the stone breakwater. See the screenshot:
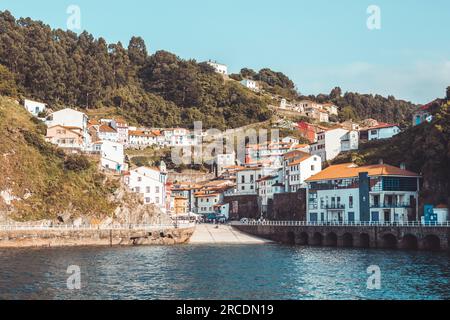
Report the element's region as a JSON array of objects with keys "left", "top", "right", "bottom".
[{"left": 0, "top": 227, "right": 195, "bottom": 248}]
